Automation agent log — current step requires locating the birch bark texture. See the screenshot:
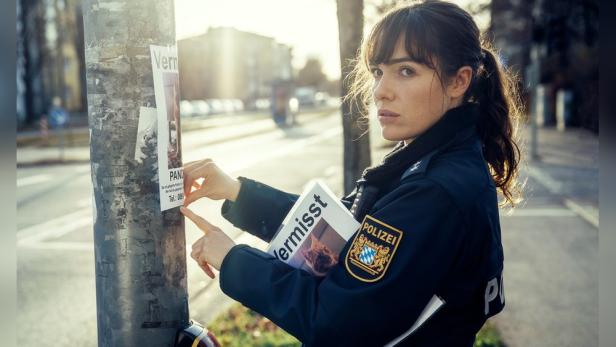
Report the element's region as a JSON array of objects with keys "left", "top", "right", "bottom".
[
  {"left": 82, "top": 1, "right": 188, "bottom": 346},
  {"left": 337, "top": 0, "right": 371, "bottom": 195}
]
